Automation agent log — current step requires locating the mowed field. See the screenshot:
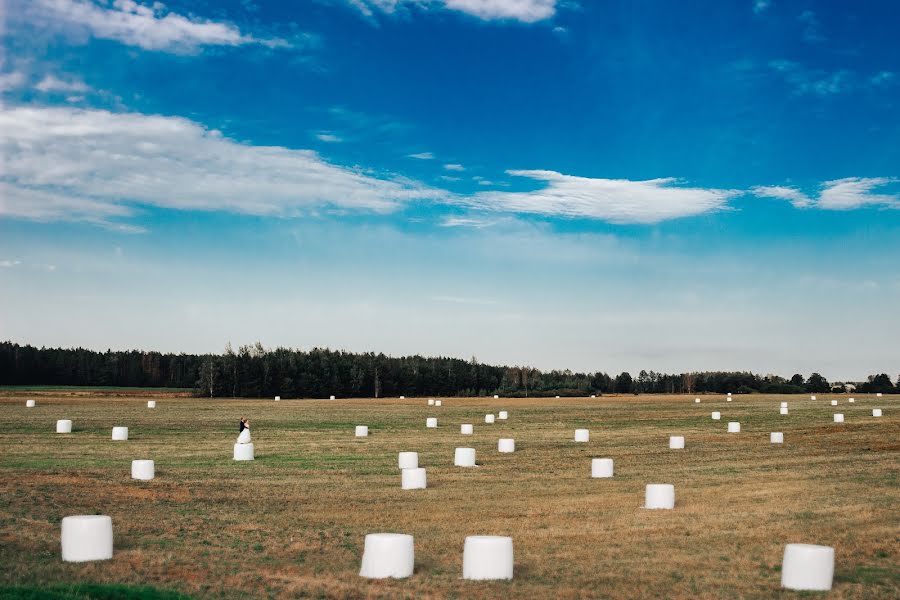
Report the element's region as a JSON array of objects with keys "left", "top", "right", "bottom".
[{"left": 1, "top": 390, "right": 898, "bottom": 599}]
